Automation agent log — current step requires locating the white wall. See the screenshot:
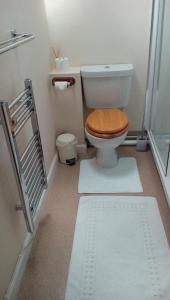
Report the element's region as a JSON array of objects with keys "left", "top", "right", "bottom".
[
  {"left": 45, "top": 0, "right": 152, "bottom": 130},
  {"left": 0, "top": 0, "right": 56, "bottom": 297}
]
